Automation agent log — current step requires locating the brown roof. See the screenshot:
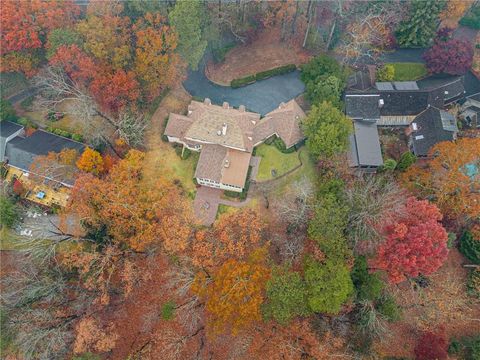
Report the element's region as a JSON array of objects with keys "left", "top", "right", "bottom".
[
  {"left": 262, "top": 99, "right": 306, "bottom": 148},
  {"left": 164, "top": 113, "right": 193, "bottom": 139},
  {"left": 195, "top": 144, "right": 251, "bottom": 188},
  {"left": 185, "top": 100, "right": 260, "bottom": 151}
]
